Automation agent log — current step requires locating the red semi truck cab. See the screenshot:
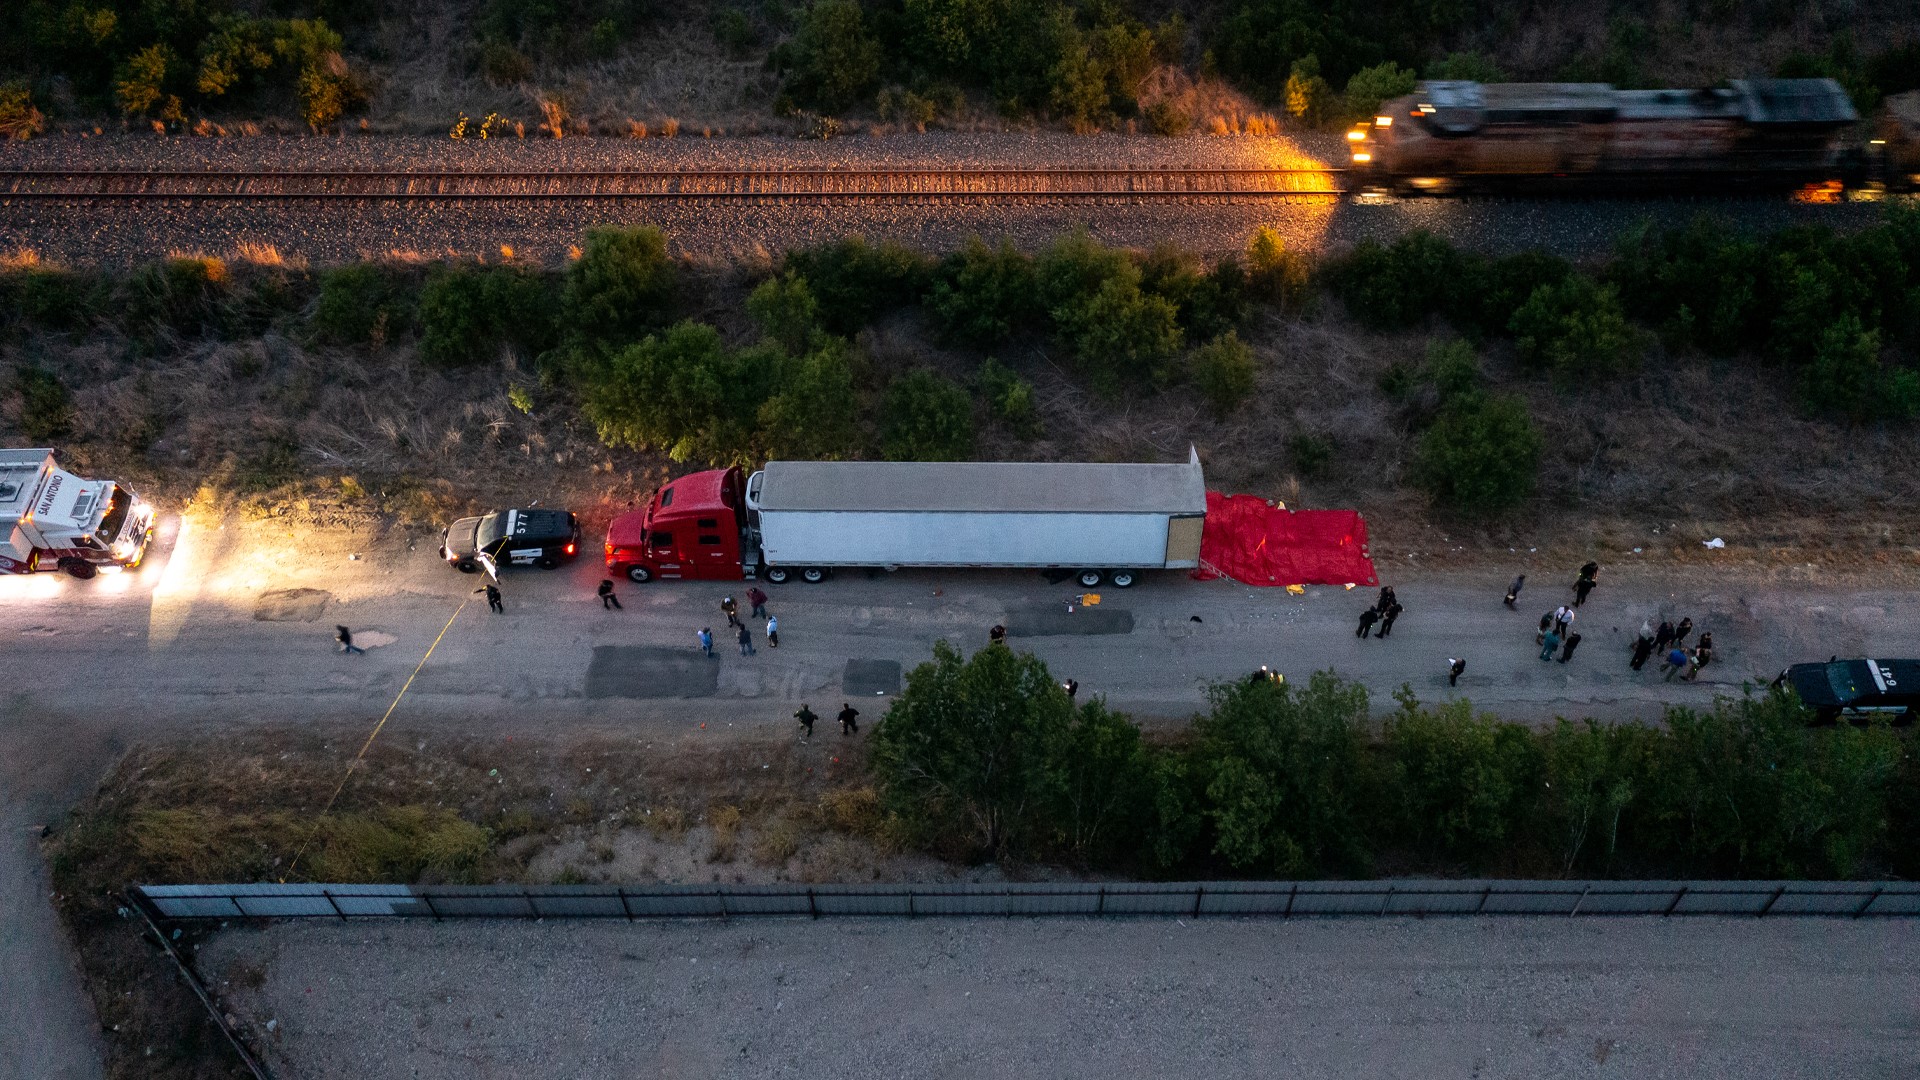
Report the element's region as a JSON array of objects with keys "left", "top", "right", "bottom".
[{"left": 605, "top": 466, "right": 751, "bottom": 582}]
